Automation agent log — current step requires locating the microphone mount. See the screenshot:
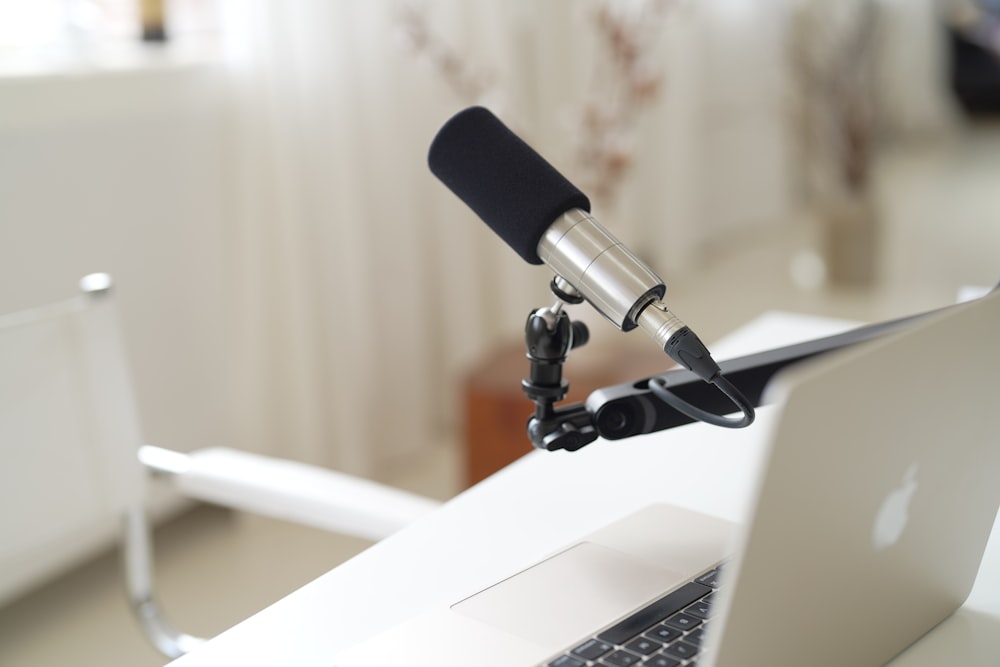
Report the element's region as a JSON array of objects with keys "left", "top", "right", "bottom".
[
  {"left": 521, "top": 297, "right": 942, "bottom": 452},
  {"left": 523, "top": 274, "right": 759, "bottom": 449},
  {"left": 521, "top": 291, "right": 597, "bottom": 452}
]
